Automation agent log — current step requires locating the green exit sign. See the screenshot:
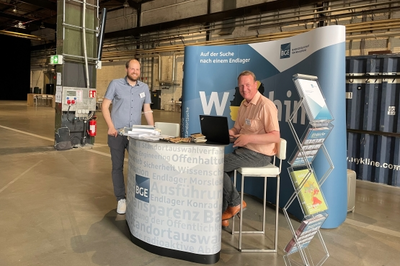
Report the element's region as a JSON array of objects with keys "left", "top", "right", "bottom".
[{"left": 50, "top": 55, "right": 63, "bottom": 65}]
